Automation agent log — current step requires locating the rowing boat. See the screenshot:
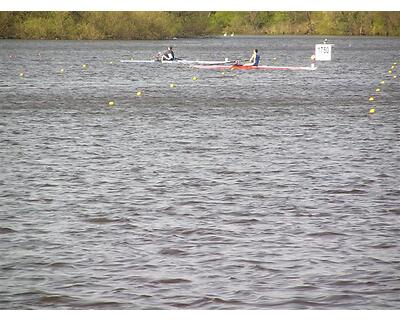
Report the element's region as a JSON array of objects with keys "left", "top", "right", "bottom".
[
  {"left": 192, "top": 64, "right": 317, "bottom": 71},
  {"left": 120, "top": 60, "right": 156, "bottom": 63},
  {"left": 120, "top": 59, "right": 234, "bottom": 65}
]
